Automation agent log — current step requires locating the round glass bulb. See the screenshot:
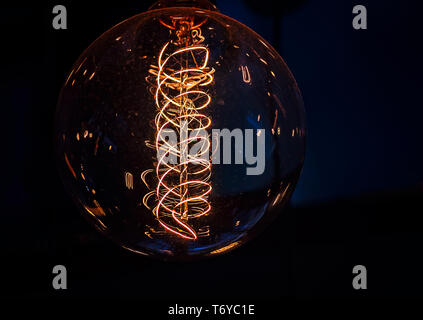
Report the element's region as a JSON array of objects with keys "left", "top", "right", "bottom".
[{"left": 55, "top": 2, "right": 305, "bottom": 259}]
